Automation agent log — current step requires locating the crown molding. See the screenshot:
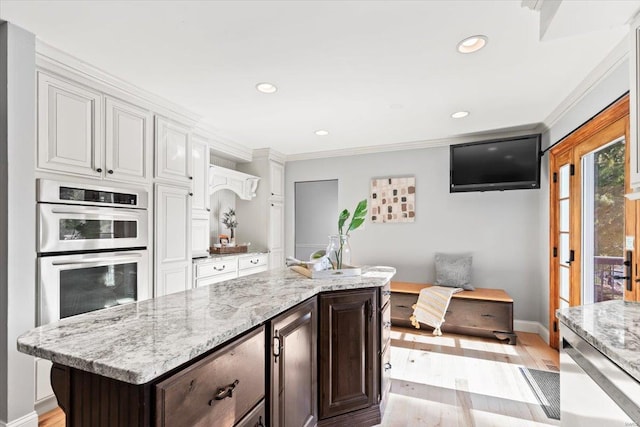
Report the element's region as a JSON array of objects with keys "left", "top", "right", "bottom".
[
  {"left": 193, "top": 122, "right": 253, "bottom": 163},
  {"left": 35, "top": 38, "right": 202, "bottom": 125},
  {"left": 286, "top": 124, "right": 542, "bottom": 162},
  {"left": 542, "top": 36, "right": 629, "bottom": 133},
  {"left": 253, "top": 147, "right": 286, "bottom": 164}
]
